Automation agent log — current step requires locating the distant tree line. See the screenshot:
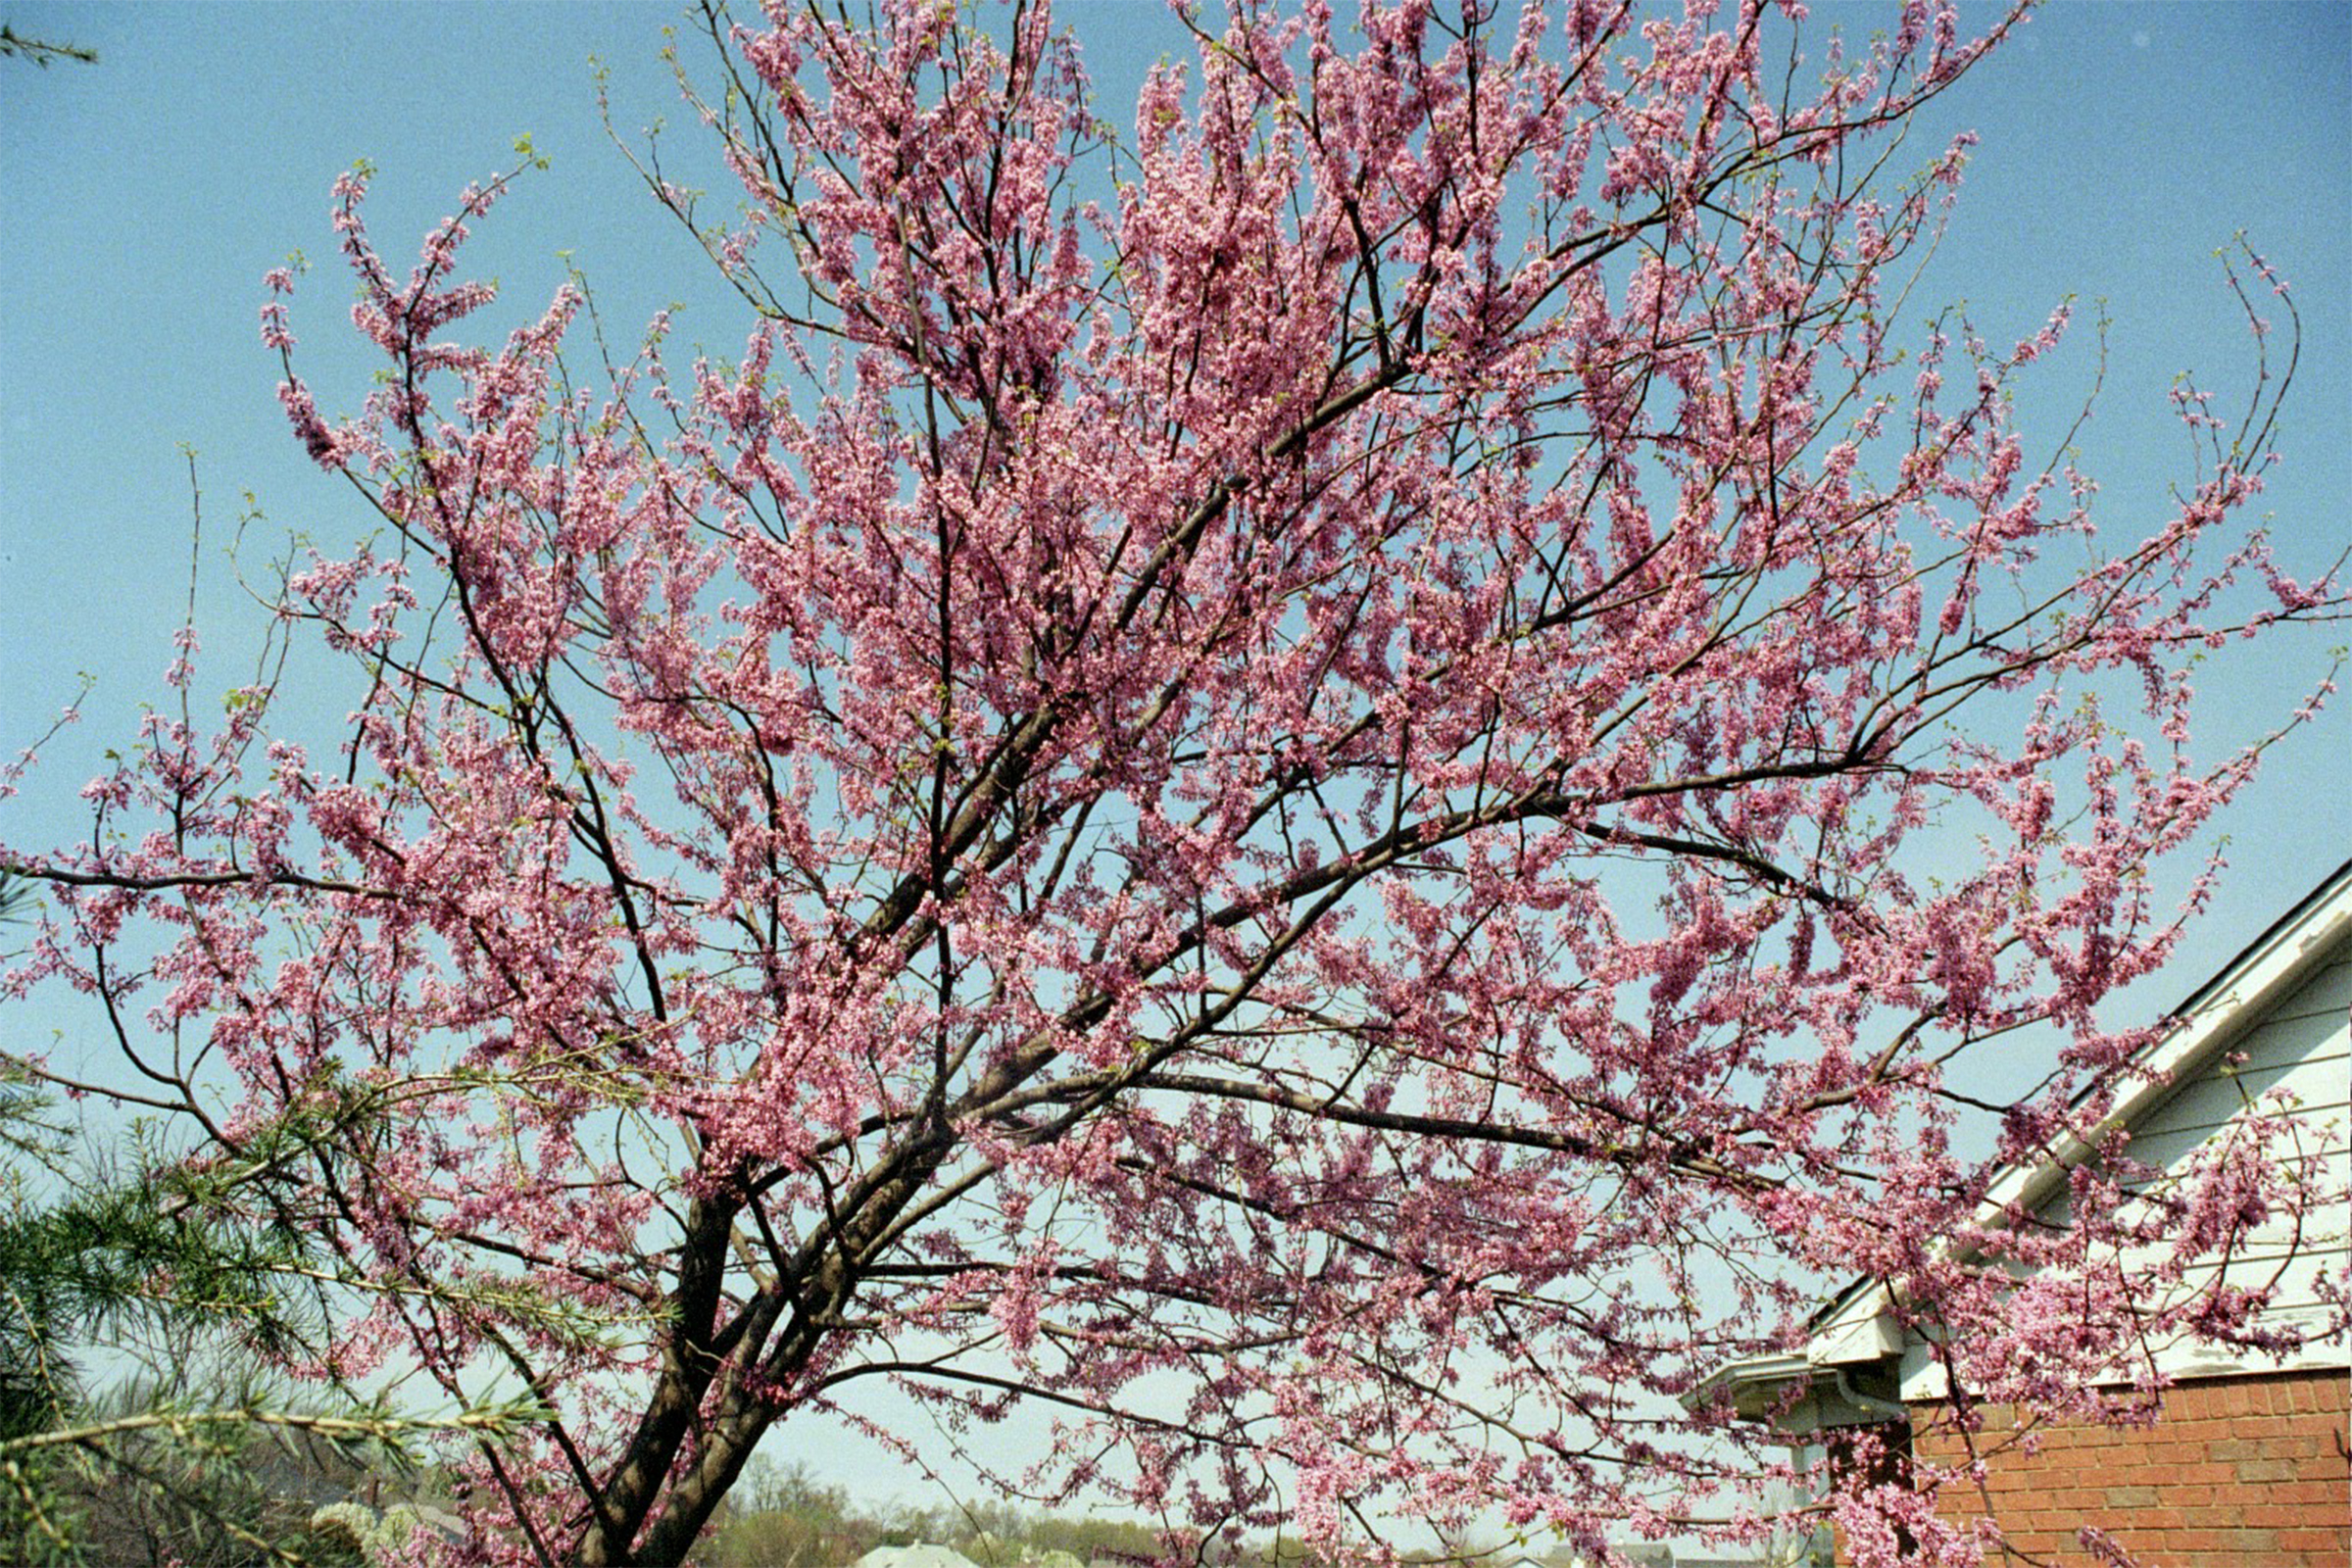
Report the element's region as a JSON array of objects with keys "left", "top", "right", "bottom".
[
  {"left": 695, "top": 1461, "right": 1622, "bottom": 1568},
  {"left": 698, "top": 1464, "right": 1167, "bottom": 1568}
]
